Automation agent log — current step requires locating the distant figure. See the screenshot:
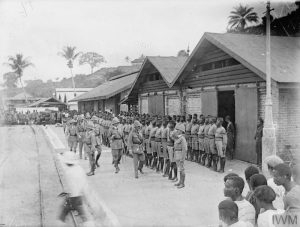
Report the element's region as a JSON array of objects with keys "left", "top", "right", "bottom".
[
  {"left": 225, "top": 116, "right": 235, "bottom": 160},
  {"left": 254, "top": 118, "right": 264, "bottom": 168}
]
